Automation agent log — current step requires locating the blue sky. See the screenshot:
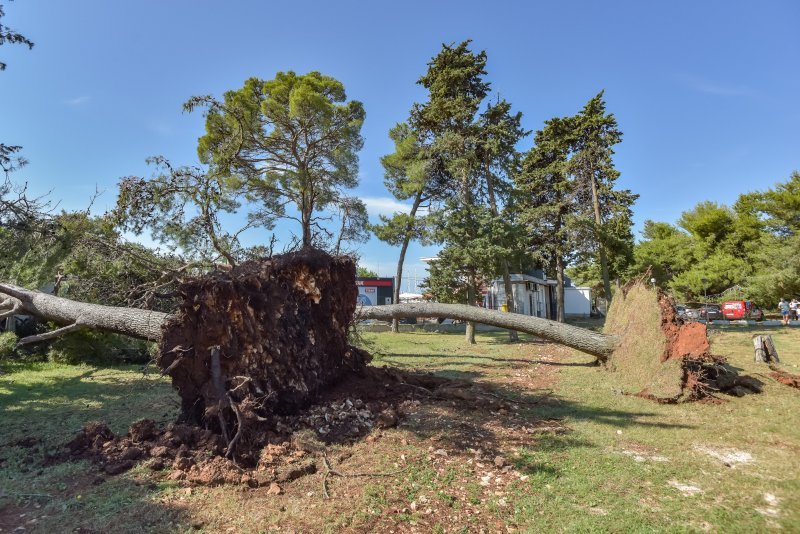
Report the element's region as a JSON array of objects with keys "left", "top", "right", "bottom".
[{"left": 2, "top": 0, "right": 798, "bottom": 290}]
